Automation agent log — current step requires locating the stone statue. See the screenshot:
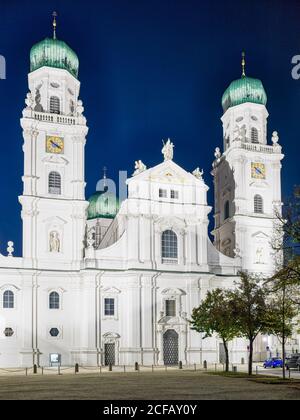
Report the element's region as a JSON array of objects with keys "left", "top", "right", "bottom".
[
  {"left": 87, "top": 227, "right": 95, "bottom": 249},
  {"left": 255, "top": 247, "right": 263, "bottom": 264},
  {"left": 76, "top": 100, "right": 84, "bottom": 116},
  {"left": 34, "top": 86, "right": 44, "bottom": 112},
  {"left": 162, "top": 138, "right": 174, "bottom": 161},
  {"left": 192, "top": 167, "right": 204, "bottom": 180},
  {"left": 234, "top": 247, "right": 241, "bottom": 258},
  {"left": 25, "top": 92, "right": 34, "bottom": 110},
  {"left": 133, "top": 160, "right": 147, "bottom": 176},
  {"left": 70, "top": 99, "right": 75, "bottom": 115},
  {"left": 214, "top": 147, "right": 221, "bottom": 160},
  {"left": 272, "top": 131, "right": 279, "bottom": 145},
  {"left": 49, "top": 231, "right": 60, "bottom": 253}
]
